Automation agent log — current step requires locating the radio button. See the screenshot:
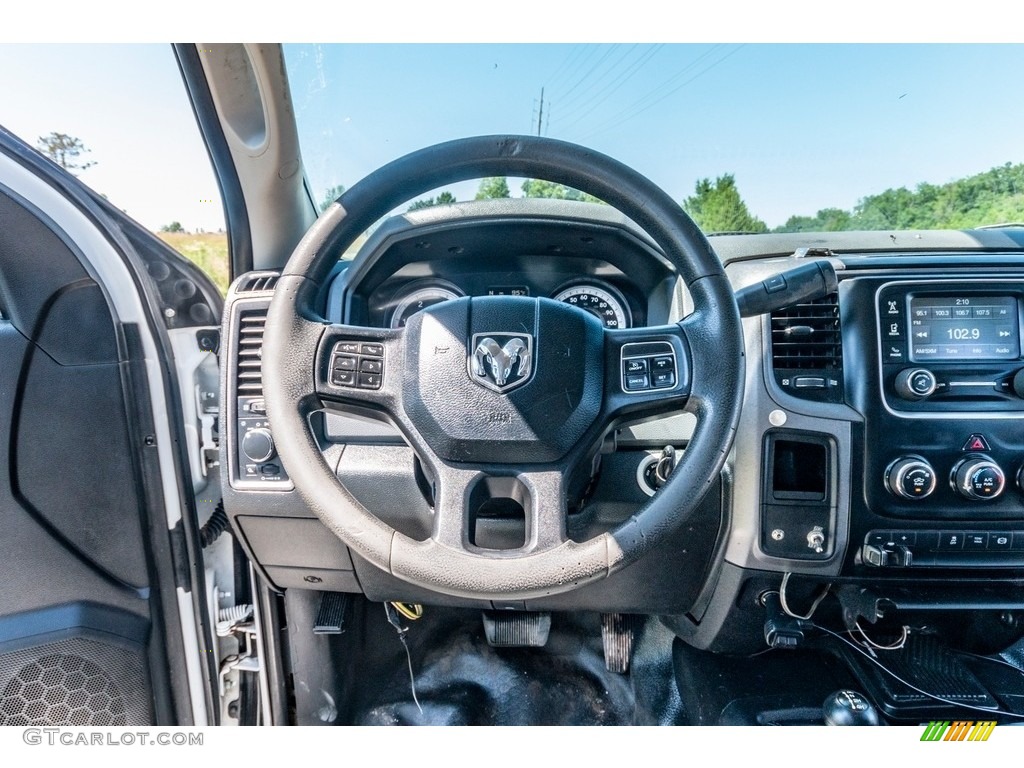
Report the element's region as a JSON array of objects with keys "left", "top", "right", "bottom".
[{"left": 894, "top": 368, "right": 936, "bottom": 400}]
